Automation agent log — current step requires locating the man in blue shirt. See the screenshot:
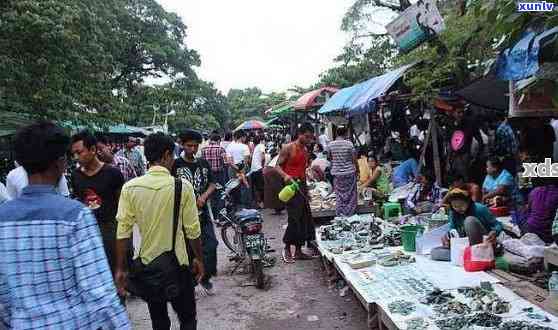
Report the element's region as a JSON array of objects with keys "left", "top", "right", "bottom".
[
  {"left": 0, "top": 122, "right": 129, "bottom": 330},
  {"left": 392, "top": 152, "right": 419, "bottom": 188}
]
